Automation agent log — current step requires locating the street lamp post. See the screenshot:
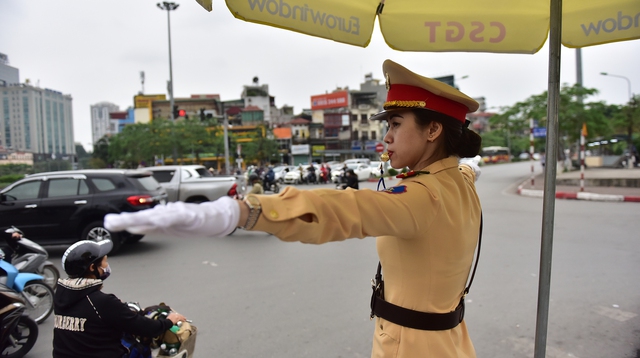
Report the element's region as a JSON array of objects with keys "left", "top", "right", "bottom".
[
  {"left": 600, "top": 72, "right": 634, "bottom": 167},
  {"left": 600, "top": 72, "right": 632, "bottom": 101},
  {"left": 157, "top": 2, "right": 179, "bottom": 163},
  {"left": 157, "top": 2, "right": 179, "bottom": 121}
]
